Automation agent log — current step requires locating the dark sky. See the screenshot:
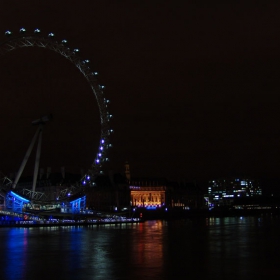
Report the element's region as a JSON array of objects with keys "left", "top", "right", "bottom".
[{"left": 1, "top": 1, "right": 280, "bottom": 183}]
